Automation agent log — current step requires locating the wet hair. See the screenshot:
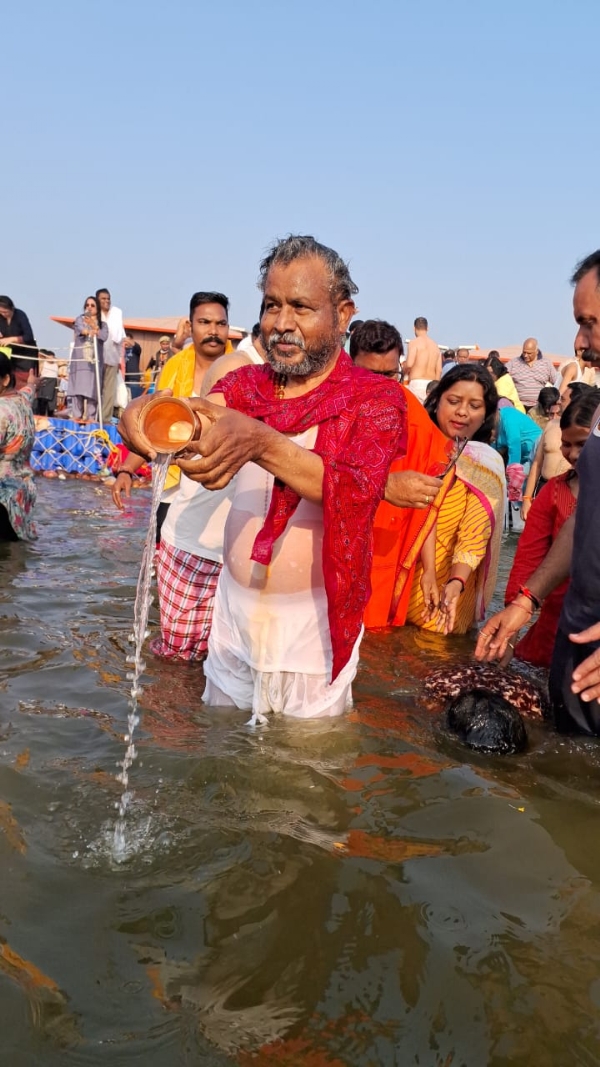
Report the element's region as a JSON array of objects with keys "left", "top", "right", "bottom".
[
  {"left": 349, "top": 319, "right": 403, "bottom": 360},
  {"left": 414, "top": 316, "right": 428, "bottom": 330},
  {"left": 560, "top": 387, "right": 600, "bottom": 430},
  {"left": 536, "top": 386, "right": 560, "bottom": 415},
  {"left": 445, "top": 688, "right": 528, "bottom": 755},
  {"left": 424, "top": 364, "right": 498, "bottom": 444},
  {"left": 0, "top": 351, "right": 15, "bottom": 387},
  {"left": 484, "top": 353, "right": 507, "bottom": 380},
  {"left": 251, "top": 322, "right": 261, "bottom": 341},
  {"left": 259, "top": 235, "right": 359, "bottom": 303},
  {"left": 0, "top": 296, "right": 15, "bottom": 312},
  {"left": 189, "top": 292, "right": 229, "bottom": 319},
  {"left": 571, "top": 250, "right": 600, "bottom": 289}
]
